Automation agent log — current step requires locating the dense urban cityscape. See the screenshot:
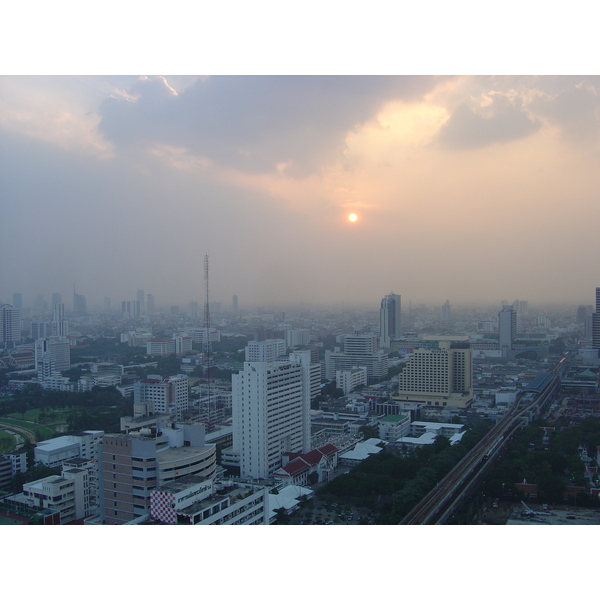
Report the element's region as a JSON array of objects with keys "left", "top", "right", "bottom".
[
  {"left": 1, "top": 284, "right": 599, "bottom": 526},
  {"left": 3, "top": 65, "right": 600, "bottom": 594}
]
